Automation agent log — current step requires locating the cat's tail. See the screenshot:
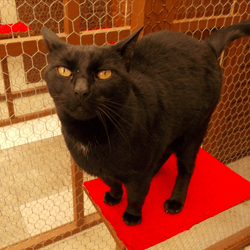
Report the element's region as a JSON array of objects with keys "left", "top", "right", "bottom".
[{"left": 205, "top": 20, "right": 250, "bottom": 57}]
